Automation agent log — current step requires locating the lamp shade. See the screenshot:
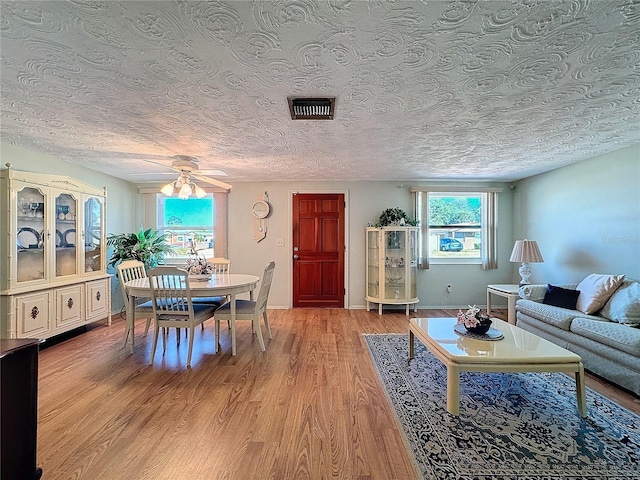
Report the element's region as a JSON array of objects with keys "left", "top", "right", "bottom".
[{"left": 510, "top": 240, "right": 544, "bottom": 263}]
